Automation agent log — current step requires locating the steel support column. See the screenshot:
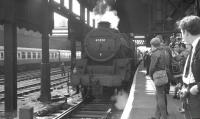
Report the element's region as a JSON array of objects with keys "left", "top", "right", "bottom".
[
  {"left": 60, "top": 0, "right": 64, "bottom": 6},
  {"left": 4, "top": 23, "right": 17, "bottom": 113},
  {"left": 69, "top": 0, "right": 72, "bottom": 10},
  {"left": 4, "top": 0, "right": 17, "bottom": 113},
  {"left": 93, "top": 19, "right": 95, "bottom": 28},
  {"left": 80, "top": 4, "right": 85, "bottom": 60},
  {"left": 87, "top": 9, "right": 90, "bottom": 25},
  {"left": 39, "top": 0, "right": 51, "bottom": 102},
  {"left": 40, "top": 33, "right": 51, "bottom": 102},
  {"left": 68, "top": 0, "right": 76, "bottom": 71},
  {"left": 80, "top": 4, "right": 85, "bottom": 23}
]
